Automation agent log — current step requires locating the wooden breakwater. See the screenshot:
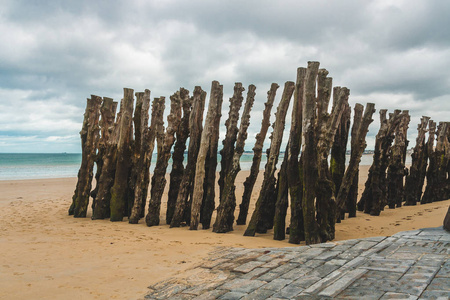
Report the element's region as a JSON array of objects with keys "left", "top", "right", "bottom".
[{"left": 69, "top": 61, "right": 450, "bottom": 245}]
